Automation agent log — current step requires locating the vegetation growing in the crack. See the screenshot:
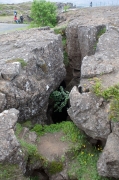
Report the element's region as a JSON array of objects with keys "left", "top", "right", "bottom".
[
  {"left": 54, "top": 26, "right": 69, "bottom": 66},
  {"left": 7, "top": 58, "right": 27, "bottom": 67},
  {"left": 15, "top": 121, "right": 114, "bottom": 179},
  {"left": 30, "top": 0, "right": 57, "bottom": 27},
  {"left": 50, "top": 86, "right": 69, "bottom": 112},
  {"left": 93, "top": 27, "right": 106, "bottom": 51},
  {"left": 92, "top": 77, "right": 119, "bottom": 122},
  {"left": 48, "top": 161, "right": 63, "bottom": 175},
  {"left": 0, "top": 163, "right": 27, "bottom": 180},
  {"left": 20, "top": 140, "right": 37, "bottom": 156}
]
